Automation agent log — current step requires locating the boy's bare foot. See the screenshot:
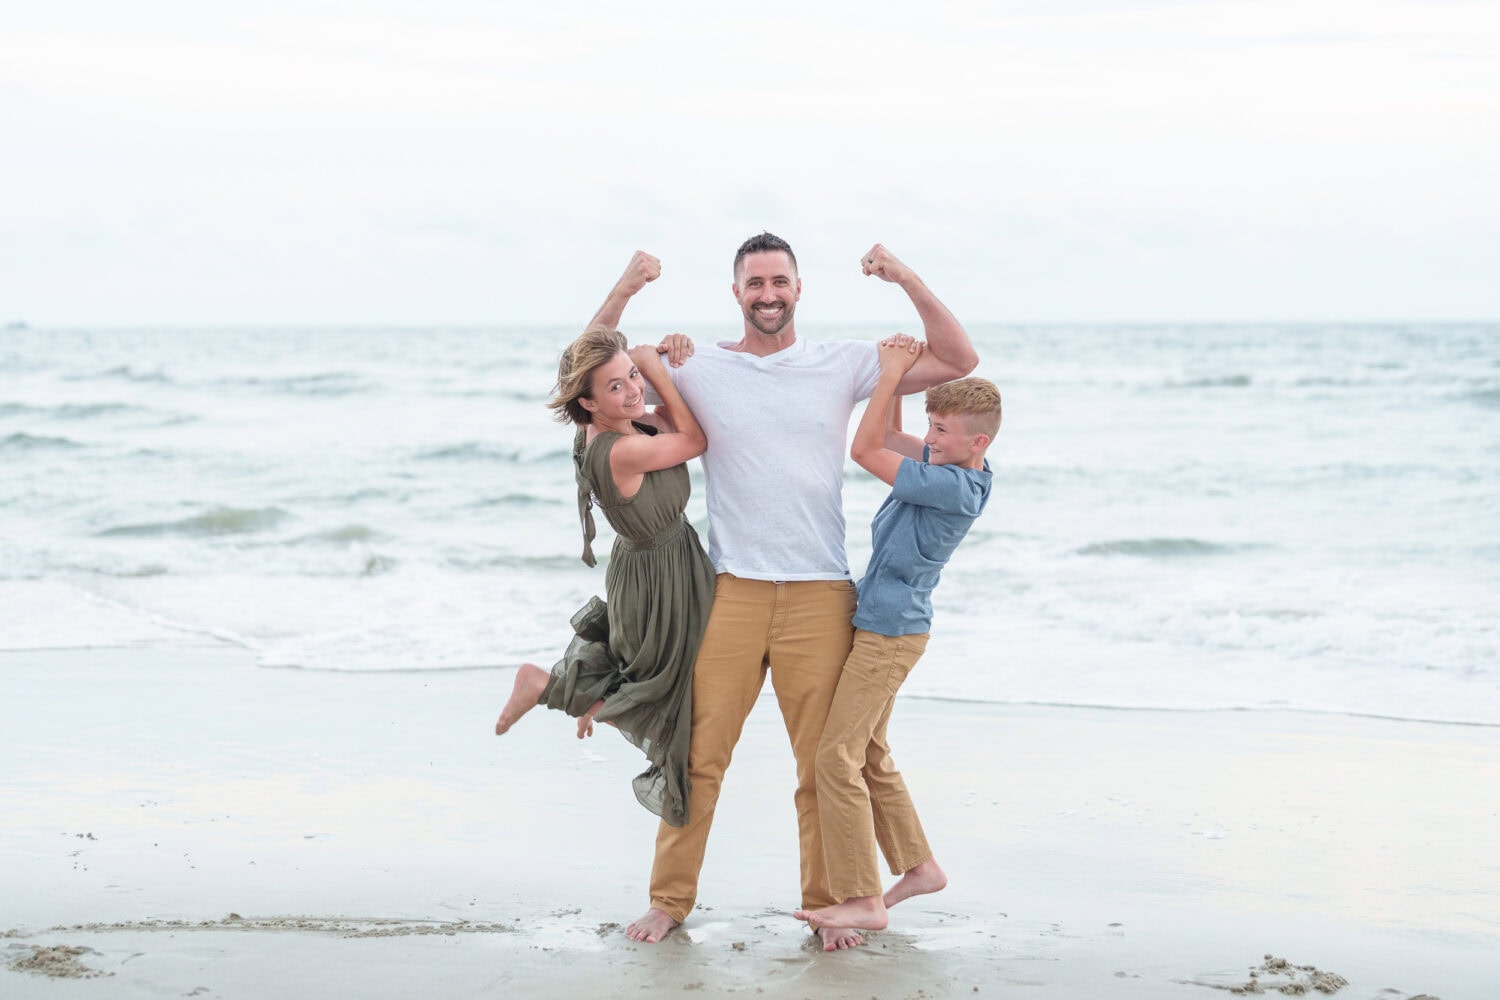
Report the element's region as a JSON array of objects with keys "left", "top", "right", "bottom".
[
  {"left": 882, "top": 858, "right": 948, "bottom": 909},
  {"left": 577, "top": 699, "right": 605, "bottom": 739},
  {"left": 794, "top": 896, "right": 888, "bottom": 932},
  {"left": 494, "top": 662, "right": 549, "bottom": 735},
  {"left": 814, "top": 925, "right": 865, "bottom": 951},
  {"left": 625, "top": 907, "right": 679, "bottom": 943}
]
